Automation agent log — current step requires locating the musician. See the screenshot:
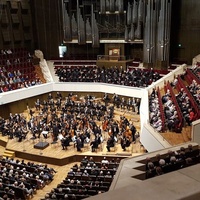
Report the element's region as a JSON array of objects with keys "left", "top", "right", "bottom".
[
  {"left": 31, "top": 125, "right": 39, "bottom": 139},
  {"left": 90, "top": 138, "right": 99, "bottom": 152},
  {"left": 111, "top": 121, "right": 119, "bottom": 136},
  {"left": 112, "top": 93, "right": 121, "bottom": 108},
  {"left": 129, "top": 122, "right": 137, "bottom": 142},
  {"left": 47, "top": 93, "right": 53, "bottom": 100},
  {"left": 120, "top": 116, "right": 129, "bottom": 130},
  {"left": 61, "top": 136, "right": 70, "bottom": 150},
  {"left": 42, "top": 100, "right": 48, "bottom": 113},
  {"left": 29, "top": 109, "right": 34, "bottom": 117},
  {"left": 0, "top": 117, "right": 5, "bottom": 133},
  {"left": 76, "top": 136, "right": 82, "bottom": 152},
  {"left": 120, "top": 97, "right": 126, "bottom": 110},
  {"left": 106, "top": 136, "right": 115, "bottom": 152},
  {"left": 103, "top": 93, "right": 110, "bottom": 106},
  {"left": 35, "top": 99, "right": 41, "bottom": 111},
  {"left": 42, "top": 123, "right": 50, "bottom": 139},
  {"left": 136, "top": 98, "right": 141, "bottom": 114},
  {"left": 55, "top": 98, "right": 61, "bottom": 110},
  {"left": 107, "top": 106, "right": 114, "bottom": 119},
  {"left": 56, "top": 91, "right": 62, "bottom": 100},
  {"left": 120, "top": 136, "right": 131, "bottom": 151},
  {"left": 126, "top": 98, "right": 132, "bottom": 110},
  {"left": 52, "top": 122, "right": 59, "bottom": 142}
]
